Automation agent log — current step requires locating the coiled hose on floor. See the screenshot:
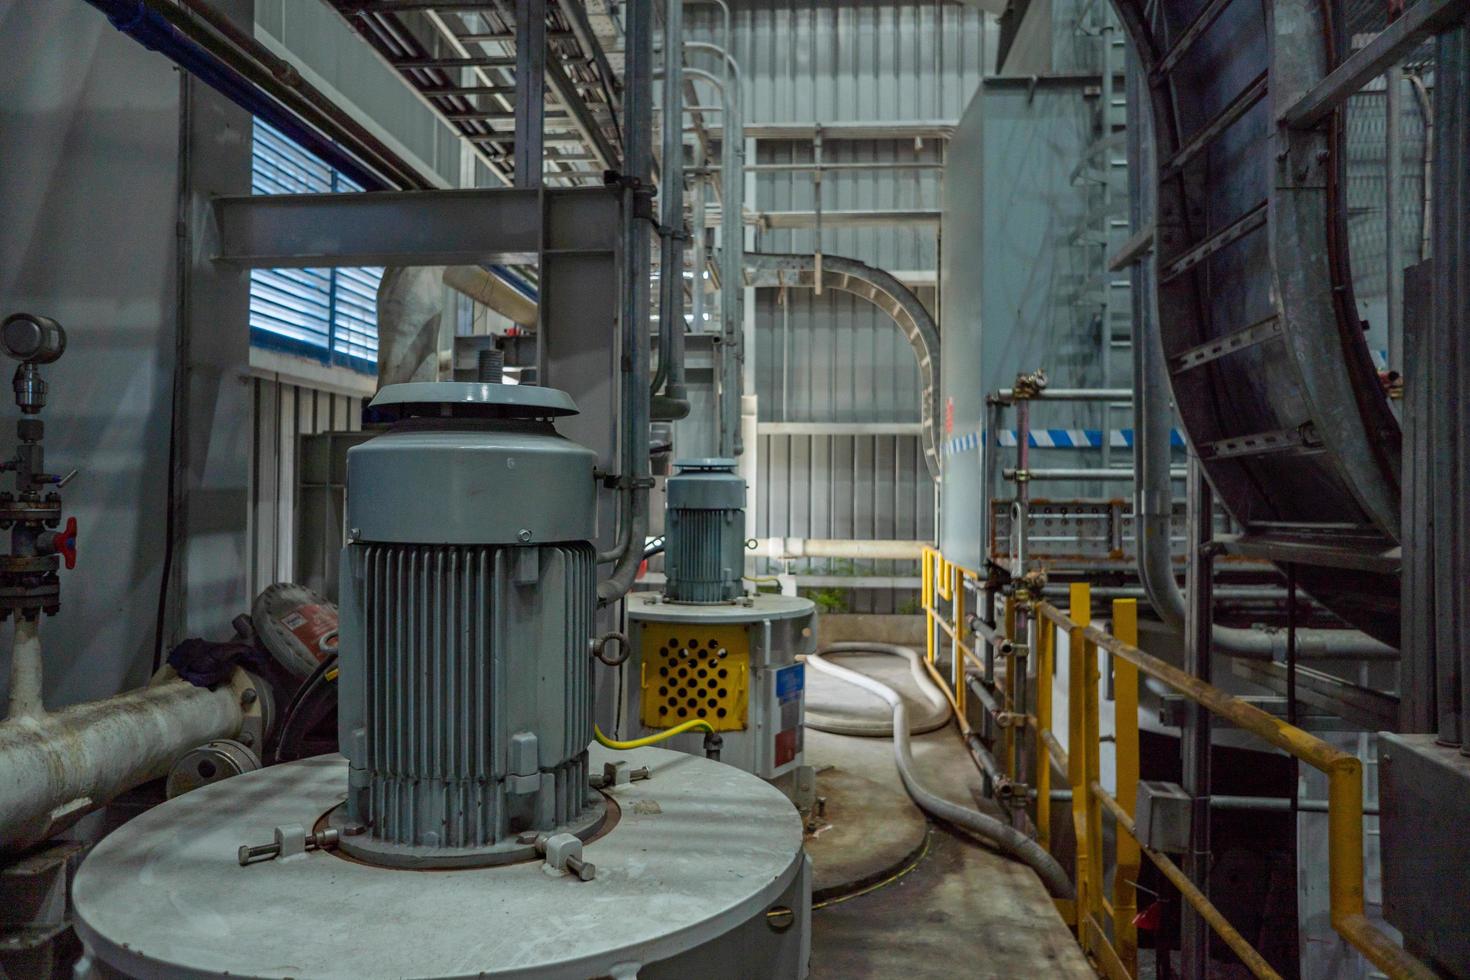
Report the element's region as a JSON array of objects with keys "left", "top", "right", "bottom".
[
  {"left": 804, "top": 643, "right": 951, "bottom": 737},
  {"left": 806, "top": 643, "right": 1075, "bottom": 900}
]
